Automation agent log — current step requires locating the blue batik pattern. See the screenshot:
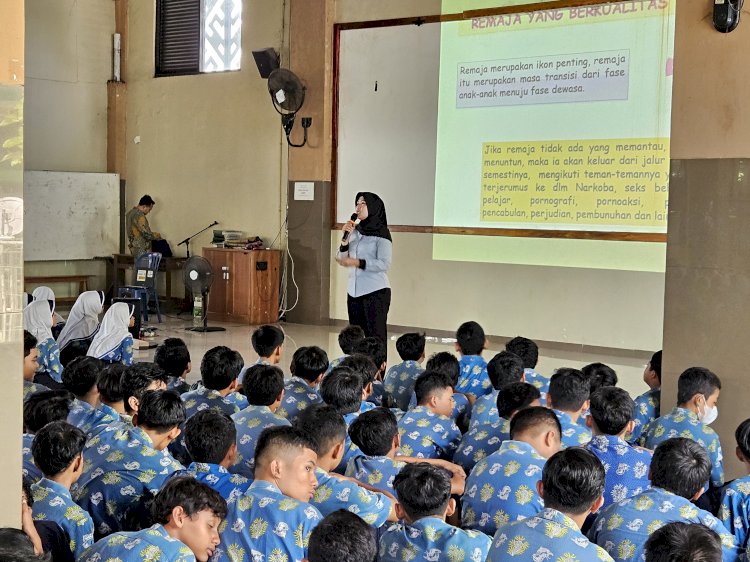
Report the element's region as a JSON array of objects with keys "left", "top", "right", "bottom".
[
  {"left": 379, "top": 516, "right": 490, "bottom": 562},
  {"left": 397, "top": 406, "right": 462, "bottom": 460},
  {"left": 453, "top": 419, "right": 511, "bottom": 473},
  {"left": 231, "top": 405, "right": 291, "bottom": 479},
  {"left": 383, "top": 360, "right": 424, "bottom": 411},
  {"left": 586, "top": 434, "right": 652, "bottom": 509}
]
